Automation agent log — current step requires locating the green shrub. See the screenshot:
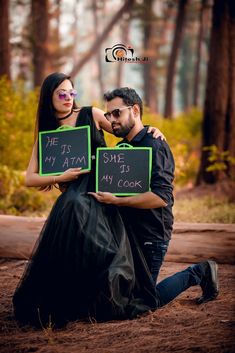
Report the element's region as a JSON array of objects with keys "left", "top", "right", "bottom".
[
  {"left": 0, "top": 165, "right": 58, "bottom": 216},
  {"left": 0, "top": 77, "right": 38, "bottom": 170},
  {"left": 143, "top": 108, "right": 202, "bottom": 185},
  {"left": 0, "top": 165, "right": 23, "bottom": 199},
  {"left": 204, "top": 145, "right": 235, "bottom": 178}
]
